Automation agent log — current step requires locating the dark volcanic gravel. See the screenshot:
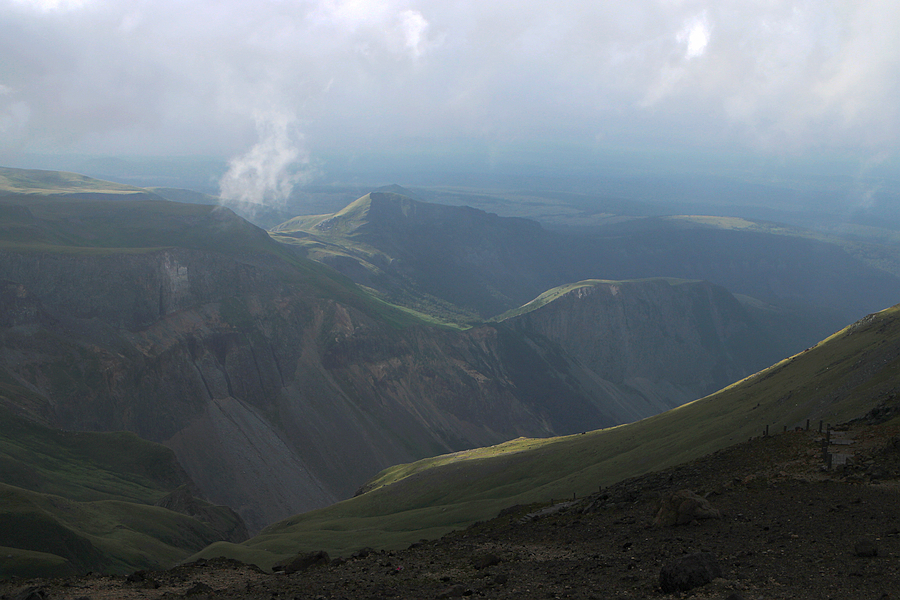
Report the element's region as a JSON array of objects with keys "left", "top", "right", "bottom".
[{"left": 3, "top": 425, "right": 900, "bottom": 600}]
